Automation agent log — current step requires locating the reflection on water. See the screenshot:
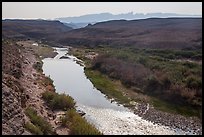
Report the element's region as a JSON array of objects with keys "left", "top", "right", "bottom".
[
  {"left": 42, "top": 48, "right": 188, "bottom": 135},
  {"left": 42, "top": 48, "right": 127, "bottom": 111}
]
